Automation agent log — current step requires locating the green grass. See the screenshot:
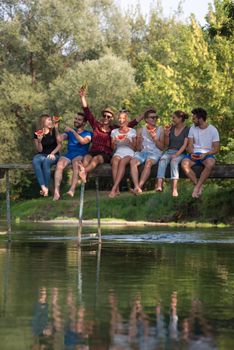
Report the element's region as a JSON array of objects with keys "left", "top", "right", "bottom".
[{"left": 0, "top": 182, "right": 233, "bottom": 225}]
